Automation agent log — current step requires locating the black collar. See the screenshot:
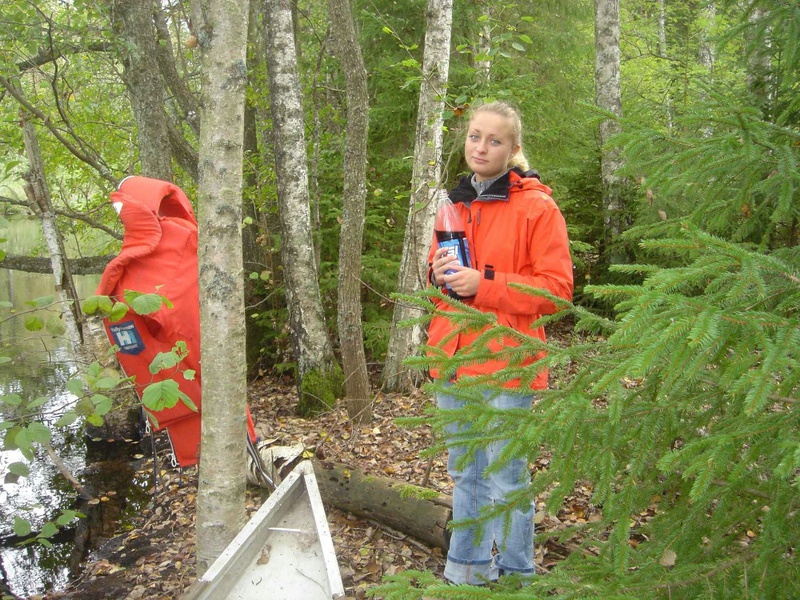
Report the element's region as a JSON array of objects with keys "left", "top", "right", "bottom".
[
  {"left": 448, "top": 167, "right": 541, "bottom": 204},
  {"left": 450, "top": 170, "right": 512, "bottom": 204}
]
